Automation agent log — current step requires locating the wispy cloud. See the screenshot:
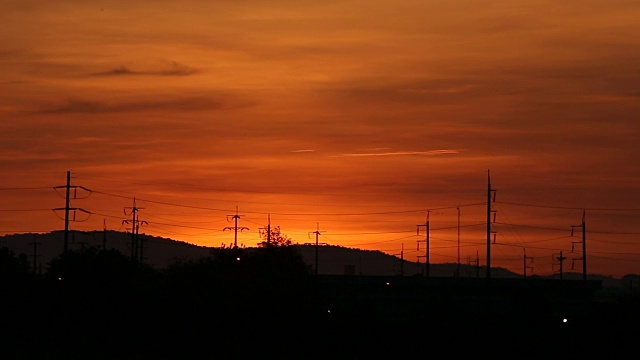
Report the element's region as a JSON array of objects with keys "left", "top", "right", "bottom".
[
  {"left": 357, "top": 147, "right": 390, "bottom": 151},
  {"left": 89, "top": 61, "right": 199, "bottom": 77},
  {"left": 291, "top": 149, "right": 315, "bottom": 153},
  {"left": 0, "top": 151, "right": 67, "bottom": 161},
  {"left": 36, "top": 95, "right": 254, "bottom": 114},
  {"left": 73, "top": 136, "right": 111, "bottom": 144},
  {"left": 333, "top": 150, "right": 460, "bottom": 157}
]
